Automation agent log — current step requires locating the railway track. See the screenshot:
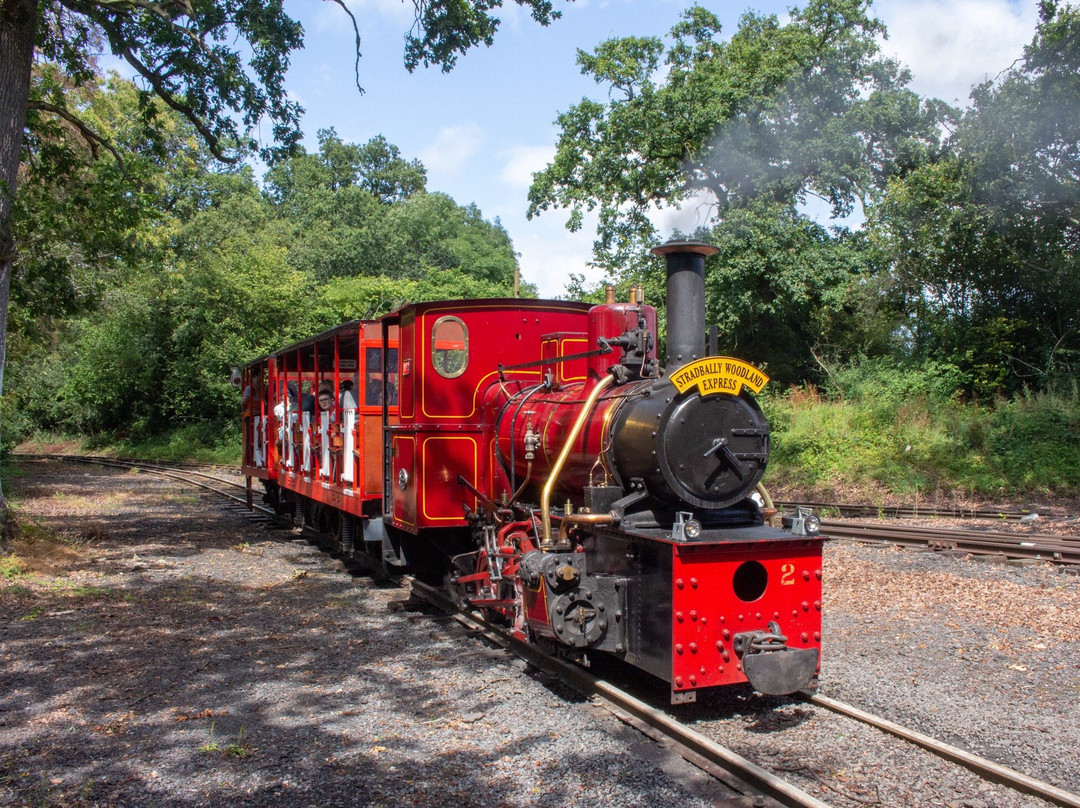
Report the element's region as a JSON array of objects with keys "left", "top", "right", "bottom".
[
  {"left": 820, "top": 519, "right": 1080, "bottom": 564},
  {"left": 775, "top": 500, "right": 1064, "bottom": 521},
  {"left": 22, "top": 453, "right": 827, "bottom": 807},
  {"left": 798, "top": 693, "right": 1080, "bottom": 807},
  {"left": 424, "top": 577, "right": 1080, "bottom": 808},
  {"left": 16, "top": 452, "right": 1080, "bottom": 807}
]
